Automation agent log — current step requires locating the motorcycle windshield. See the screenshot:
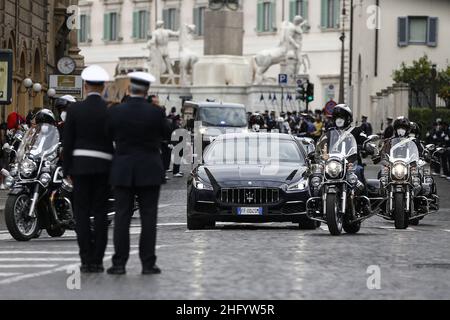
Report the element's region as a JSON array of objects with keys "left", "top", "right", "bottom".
[
  {"left": 389, "top": 138, "right": 419, "bottom": 164},
  {"left": 328, "top": 128, "right": 358, "bottom": 158},
  {"left": 16, "top": 124, "right": 60, "bottom": 160}
]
